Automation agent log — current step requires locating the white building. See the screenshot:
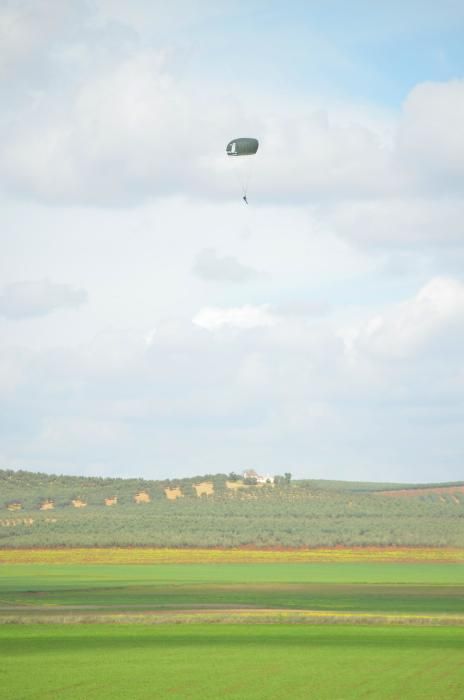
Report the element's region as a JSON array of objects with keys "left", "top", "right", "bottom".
[{"left": 242, "top": 469, "right": 274, "bottom": 484}]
